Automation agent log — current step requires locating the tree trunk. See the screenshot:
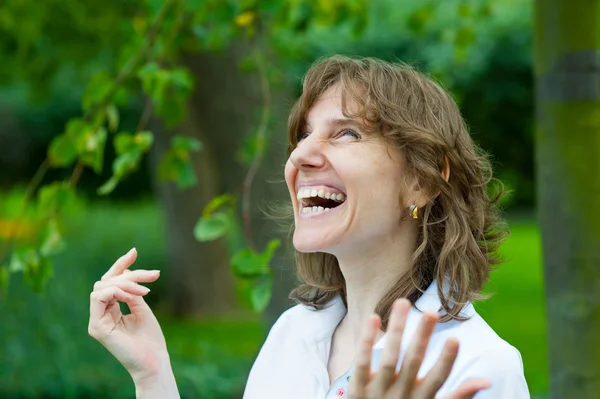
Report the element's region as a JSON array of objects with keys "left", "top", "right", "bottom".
[
  {"left": 534, "top": 1, "right": 600, "bottom": 397},
  {"left": 149, "top": 43, "right": 296, "bottom": 318}
]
